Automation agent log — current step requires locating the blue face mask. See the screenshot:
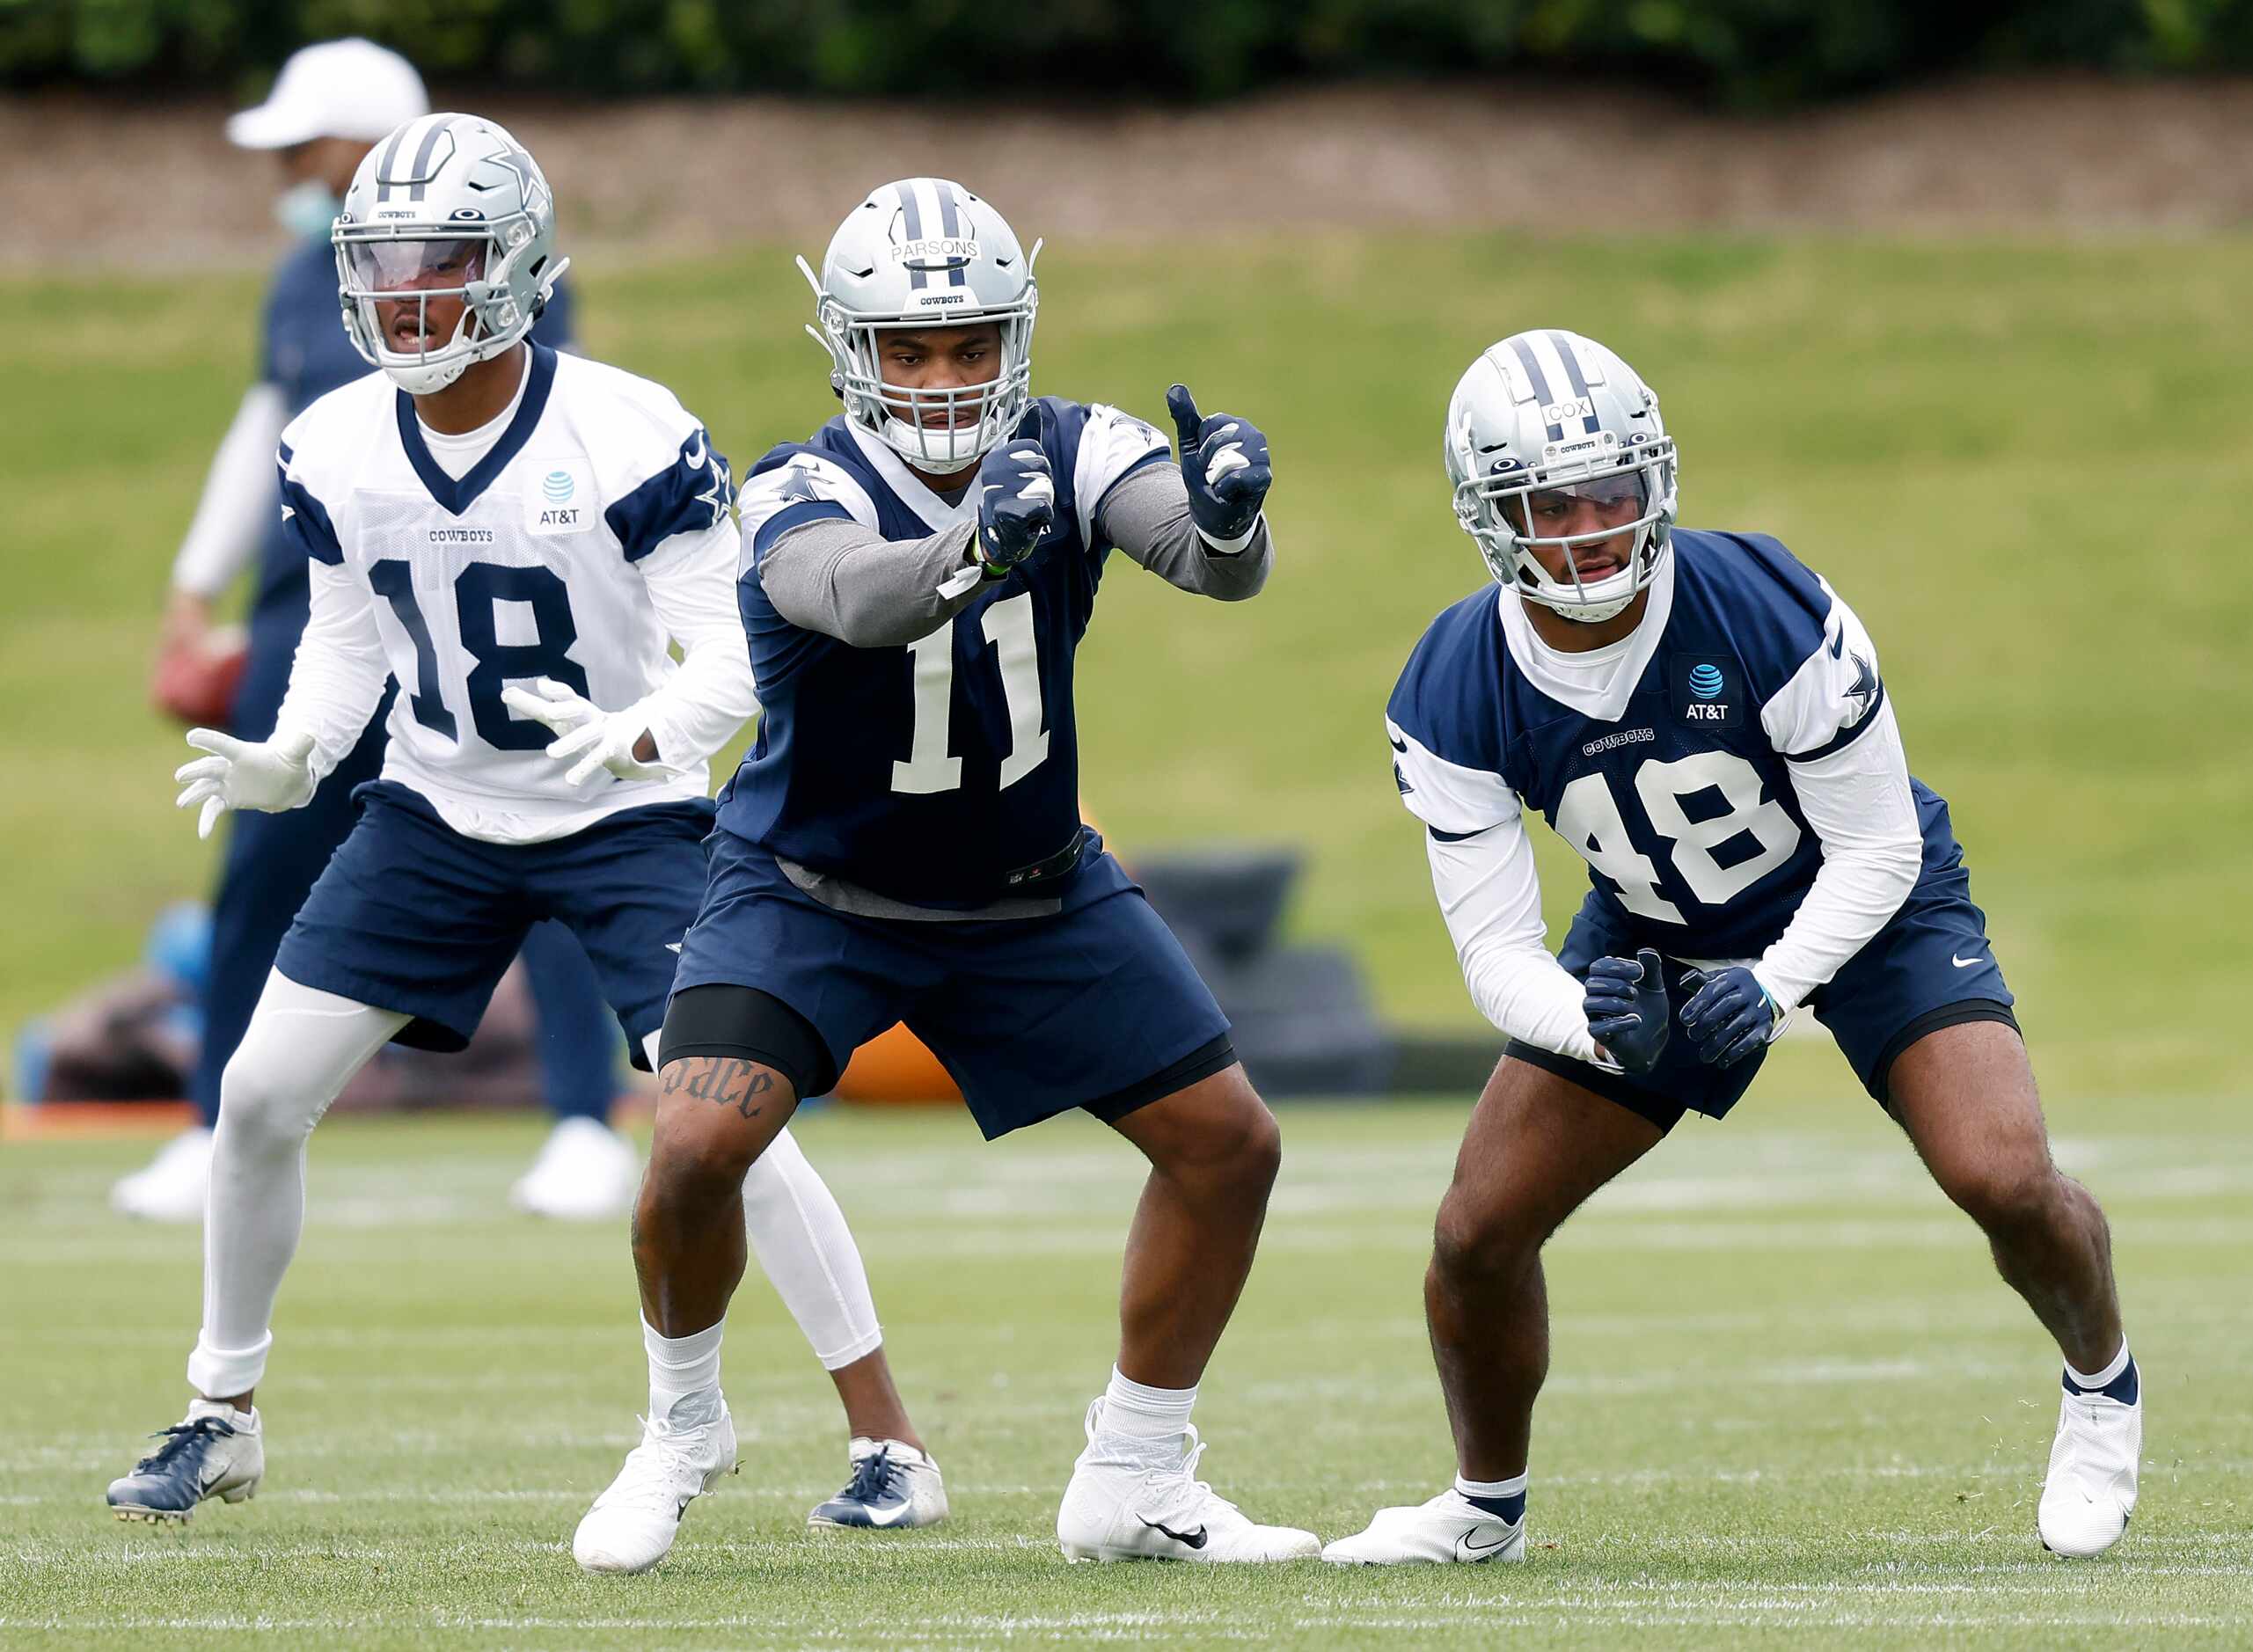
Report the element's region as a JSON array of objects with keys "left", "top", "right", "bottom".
[{"left": 274, "top": 180, "right": 341, "bottom": 243}]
